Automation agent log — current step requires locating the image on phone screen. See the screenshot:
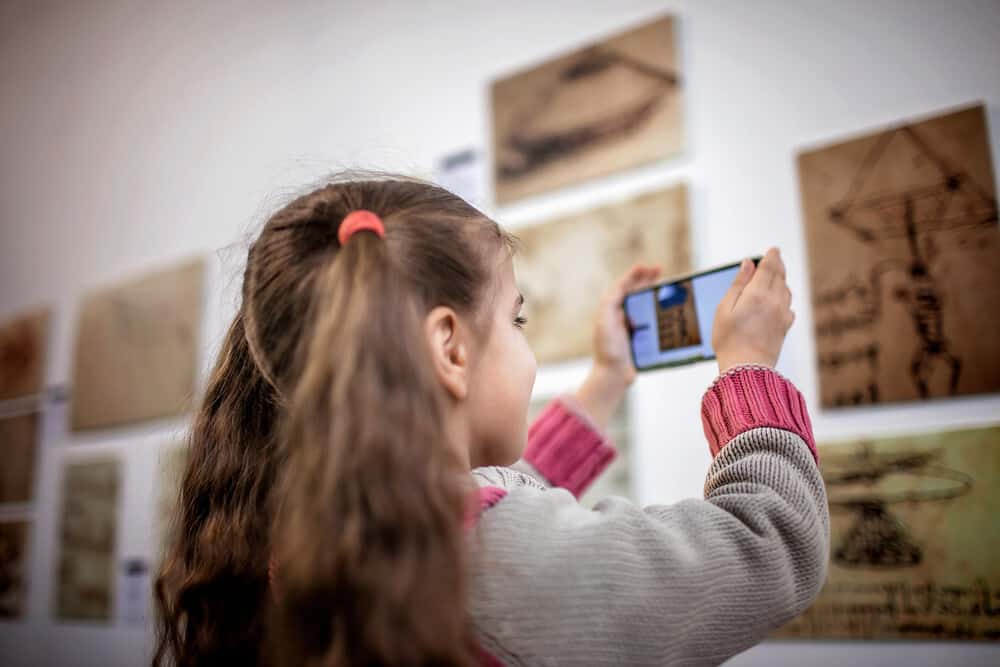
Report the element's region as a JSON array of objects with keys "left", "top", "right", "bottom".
[{"left": 623, "top": 261, "right": 753, "bottom": 371}]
